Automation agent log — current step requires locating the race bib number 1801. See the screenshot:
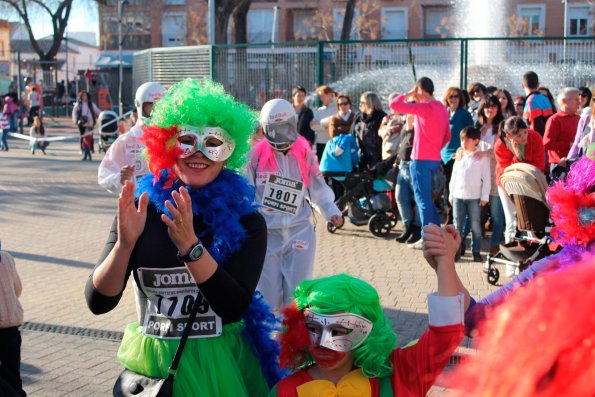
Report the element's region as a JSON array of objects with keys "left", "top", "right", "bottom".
[
  {"left": 137, "top": 267, "right": 222, "bottom": 339},
  {"left": 261, "top": 174, "right": 304, "bottom": 216}
]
